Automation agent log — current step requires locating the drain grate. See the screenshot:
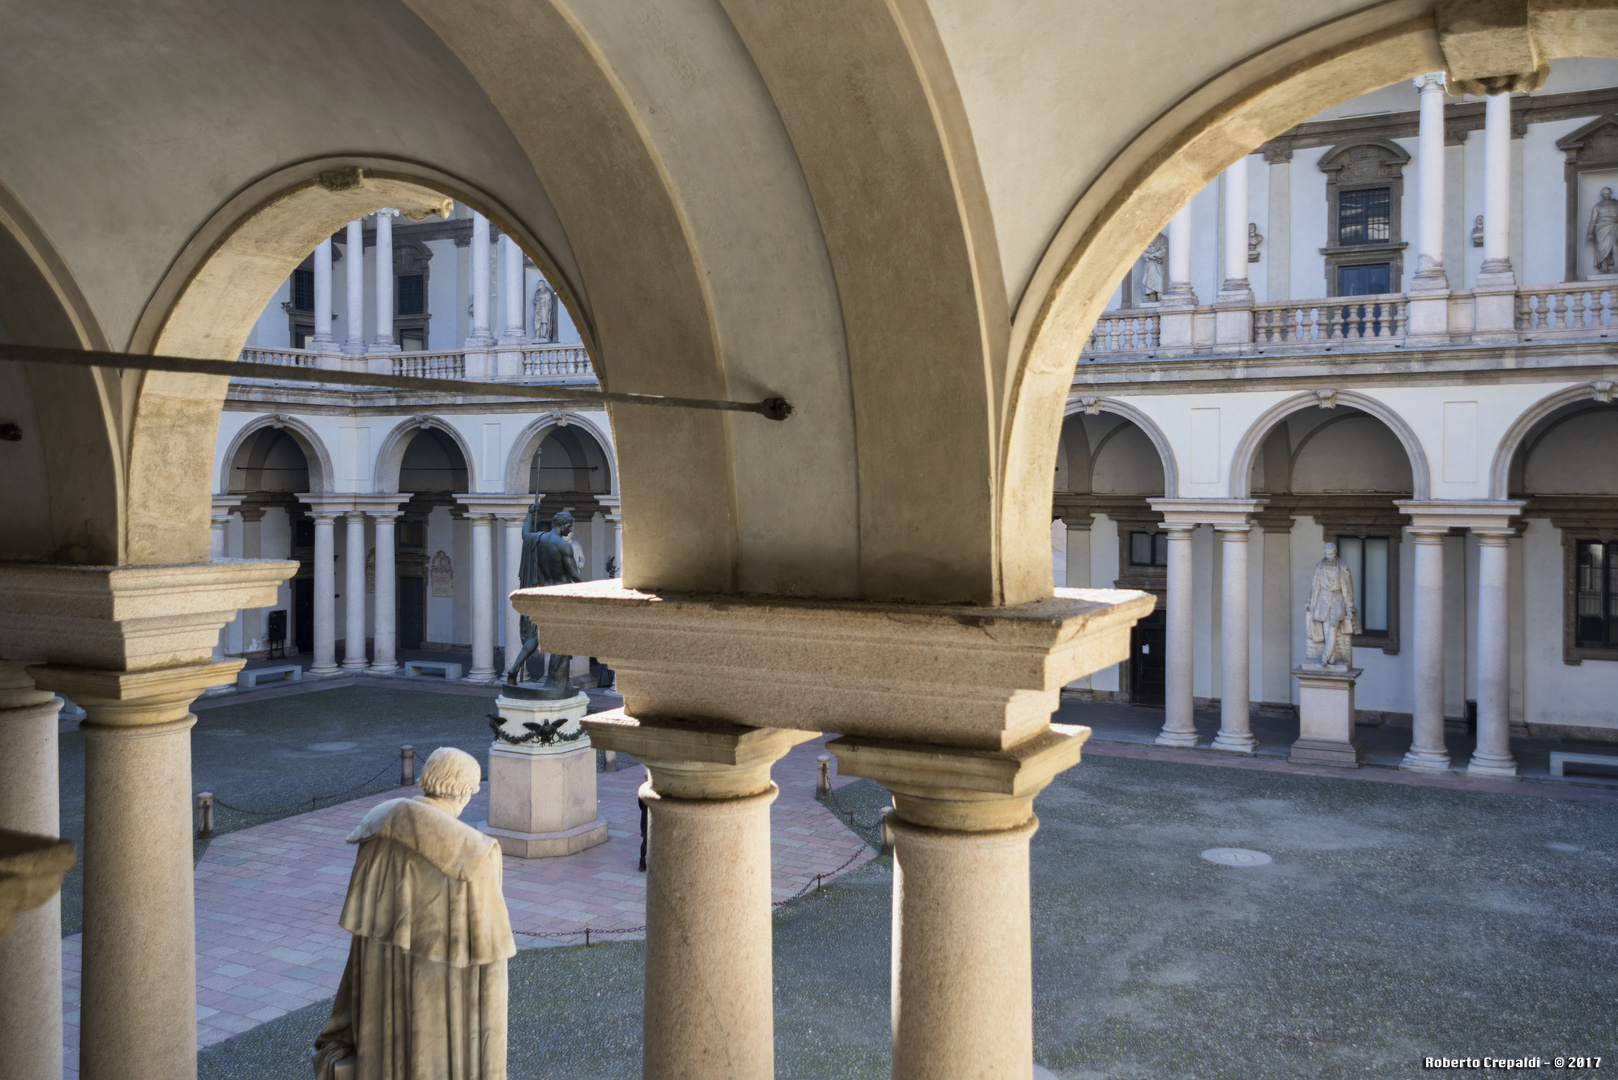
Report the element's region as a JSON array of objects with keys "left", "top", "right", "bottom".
[{"left": 1201, "top": 848, "right": 1272, "bottom": 867}]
